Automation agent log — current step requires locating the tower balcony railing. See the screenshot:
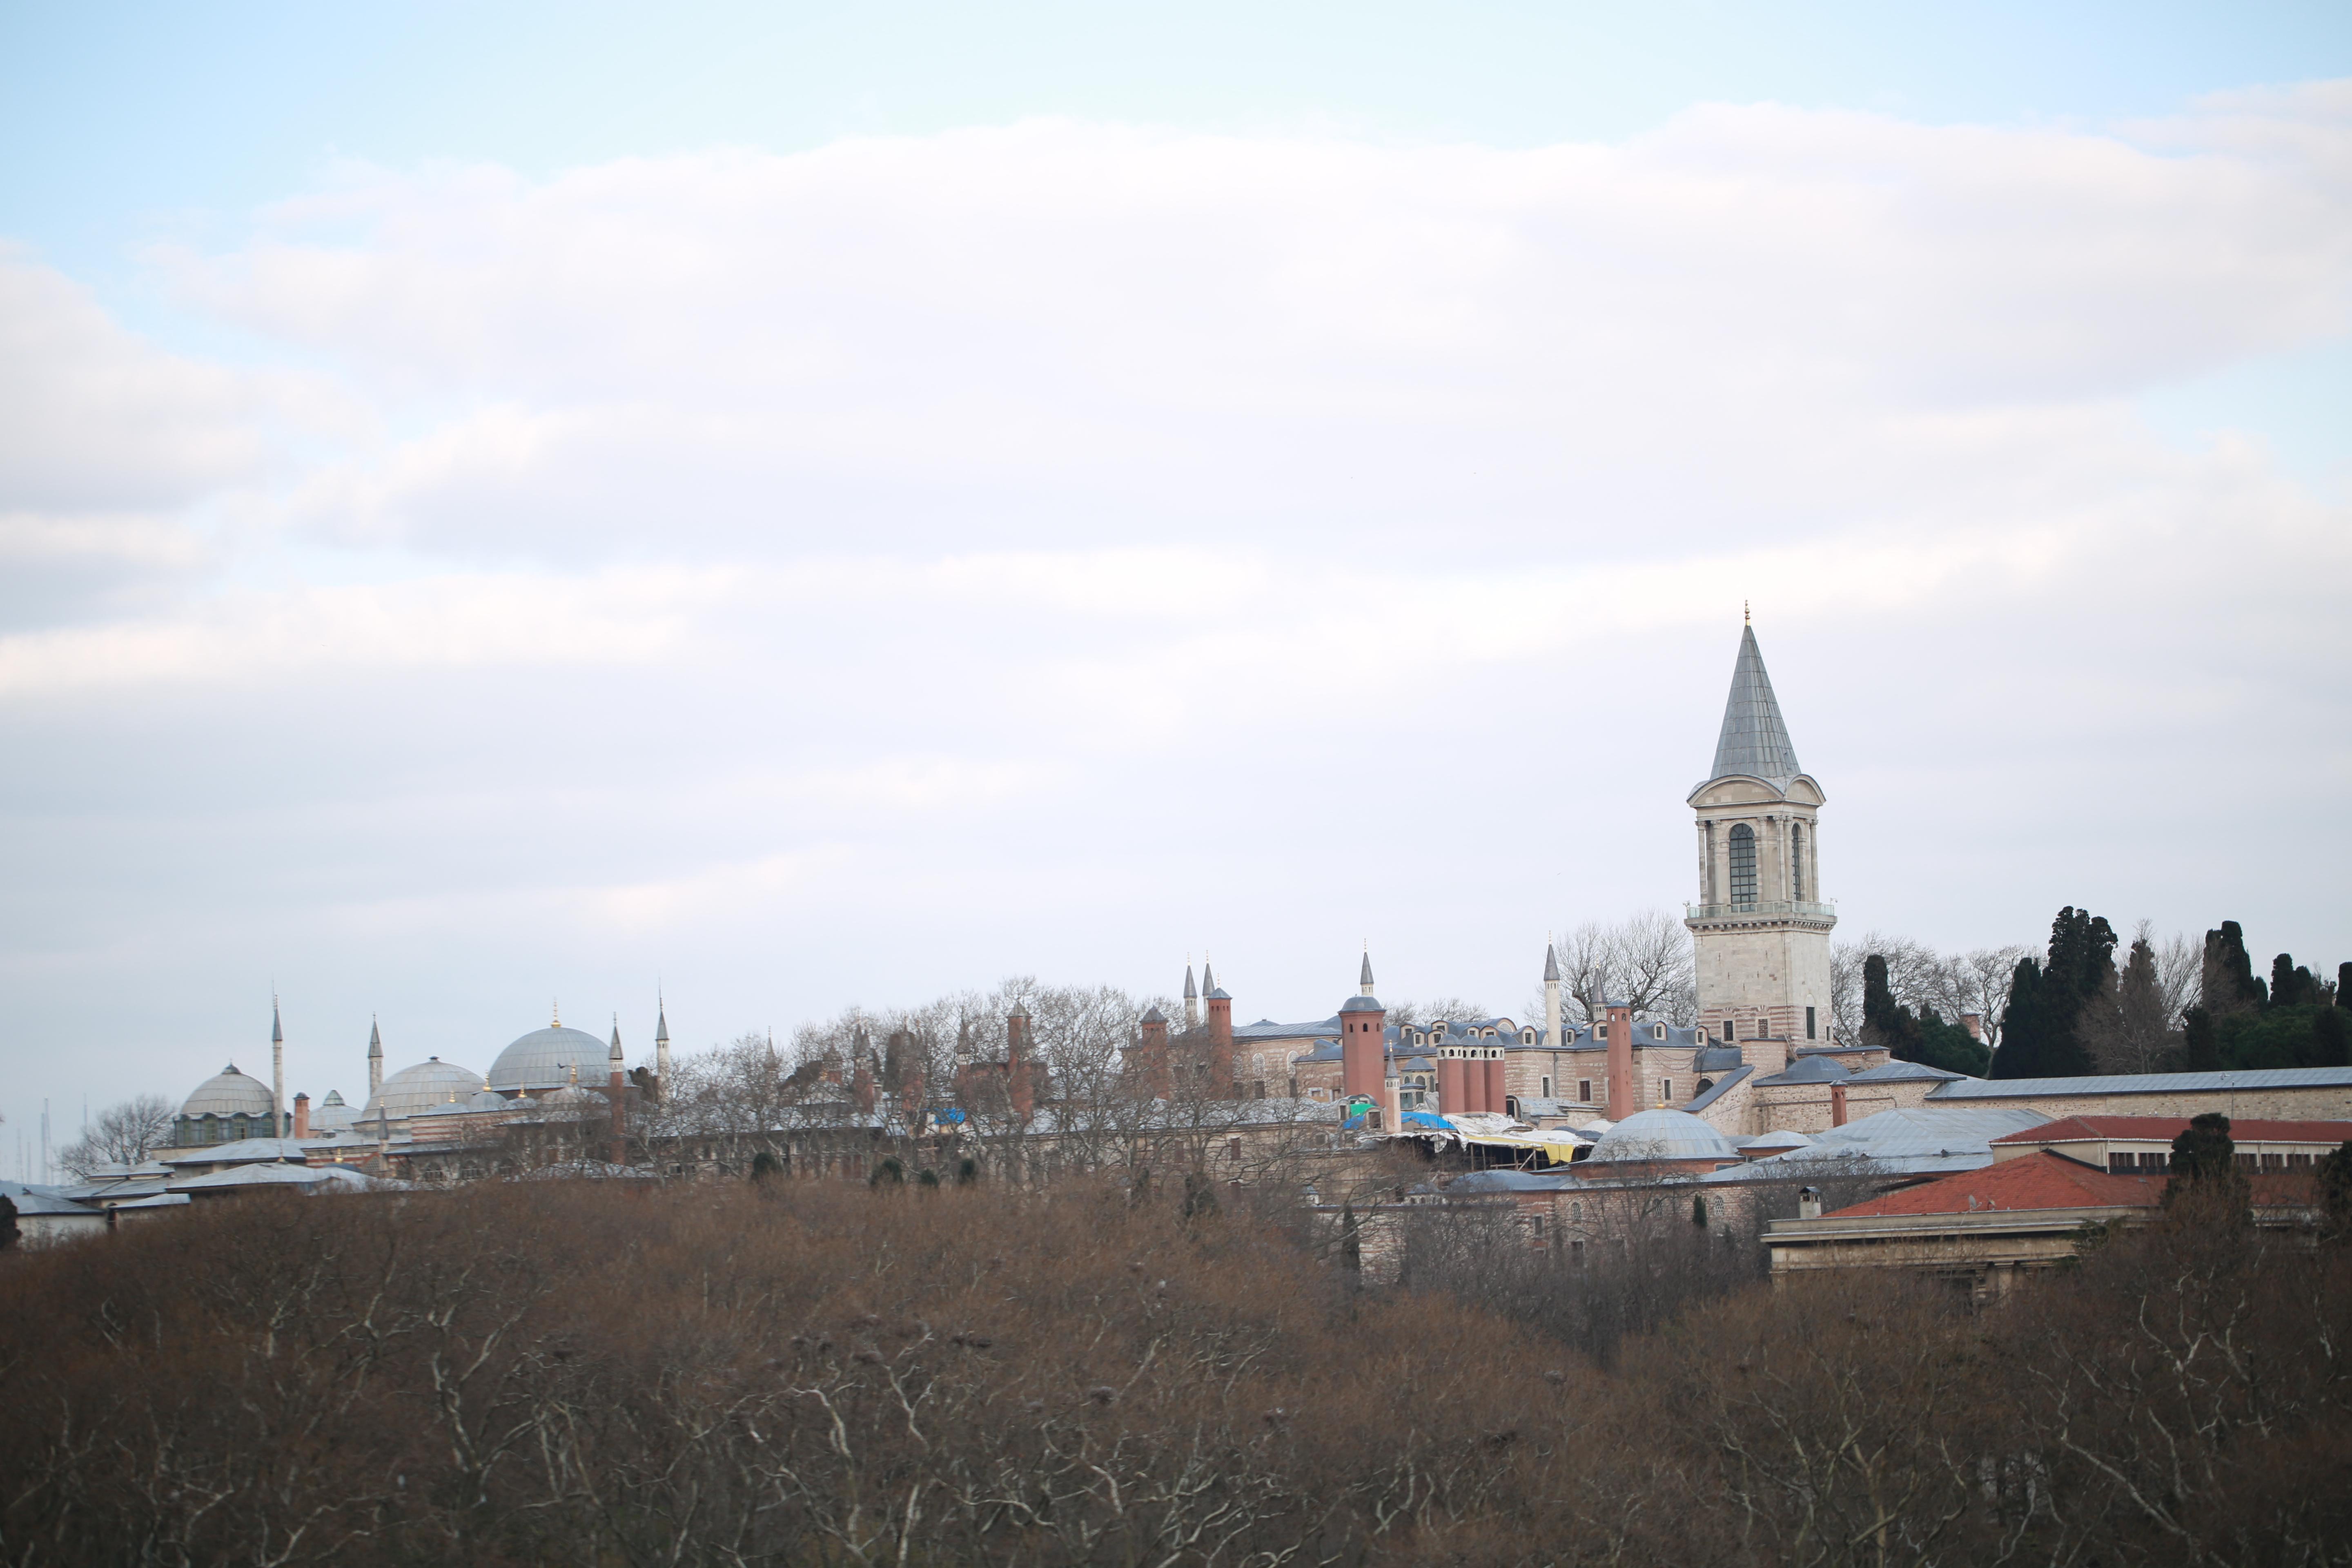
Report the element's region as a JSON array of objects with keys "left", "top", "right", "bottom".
[{"left": 1684, "top": 899, "right": 1838, "bottom": 922}]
